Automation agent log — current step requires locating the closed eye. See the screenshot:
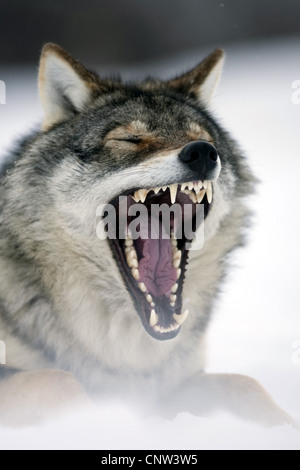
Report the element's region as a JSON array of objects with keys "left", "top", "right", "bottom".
[{"left": 115, "top": 136, "right": 143, "bottom": 144}]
